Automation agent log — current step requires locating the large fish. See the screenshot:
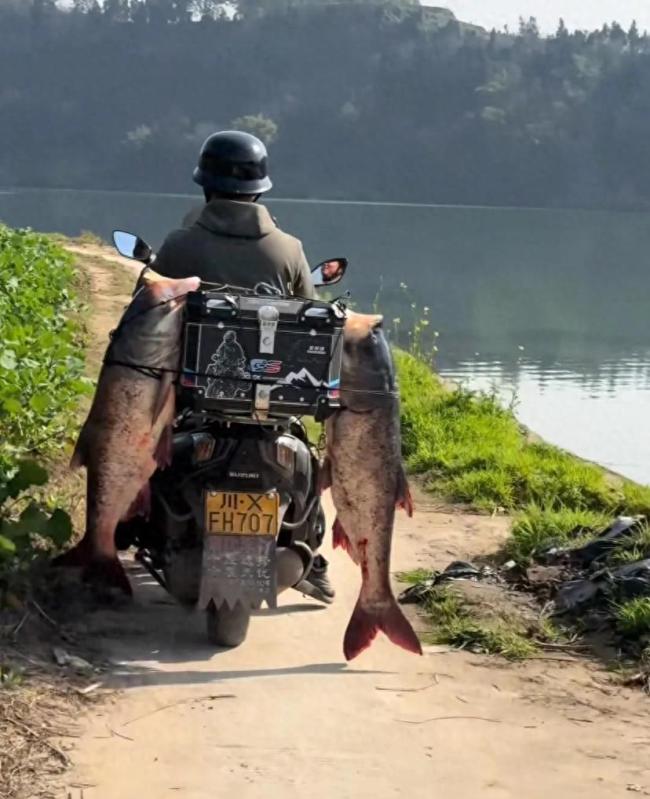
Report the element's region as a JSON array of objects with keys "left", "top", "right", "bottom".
[
  {"left": 323, "top": 312, "right": 422, "bottom": 661},
  {"left": 56, "top": 271, "right": 200, "bottom": 594}
]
